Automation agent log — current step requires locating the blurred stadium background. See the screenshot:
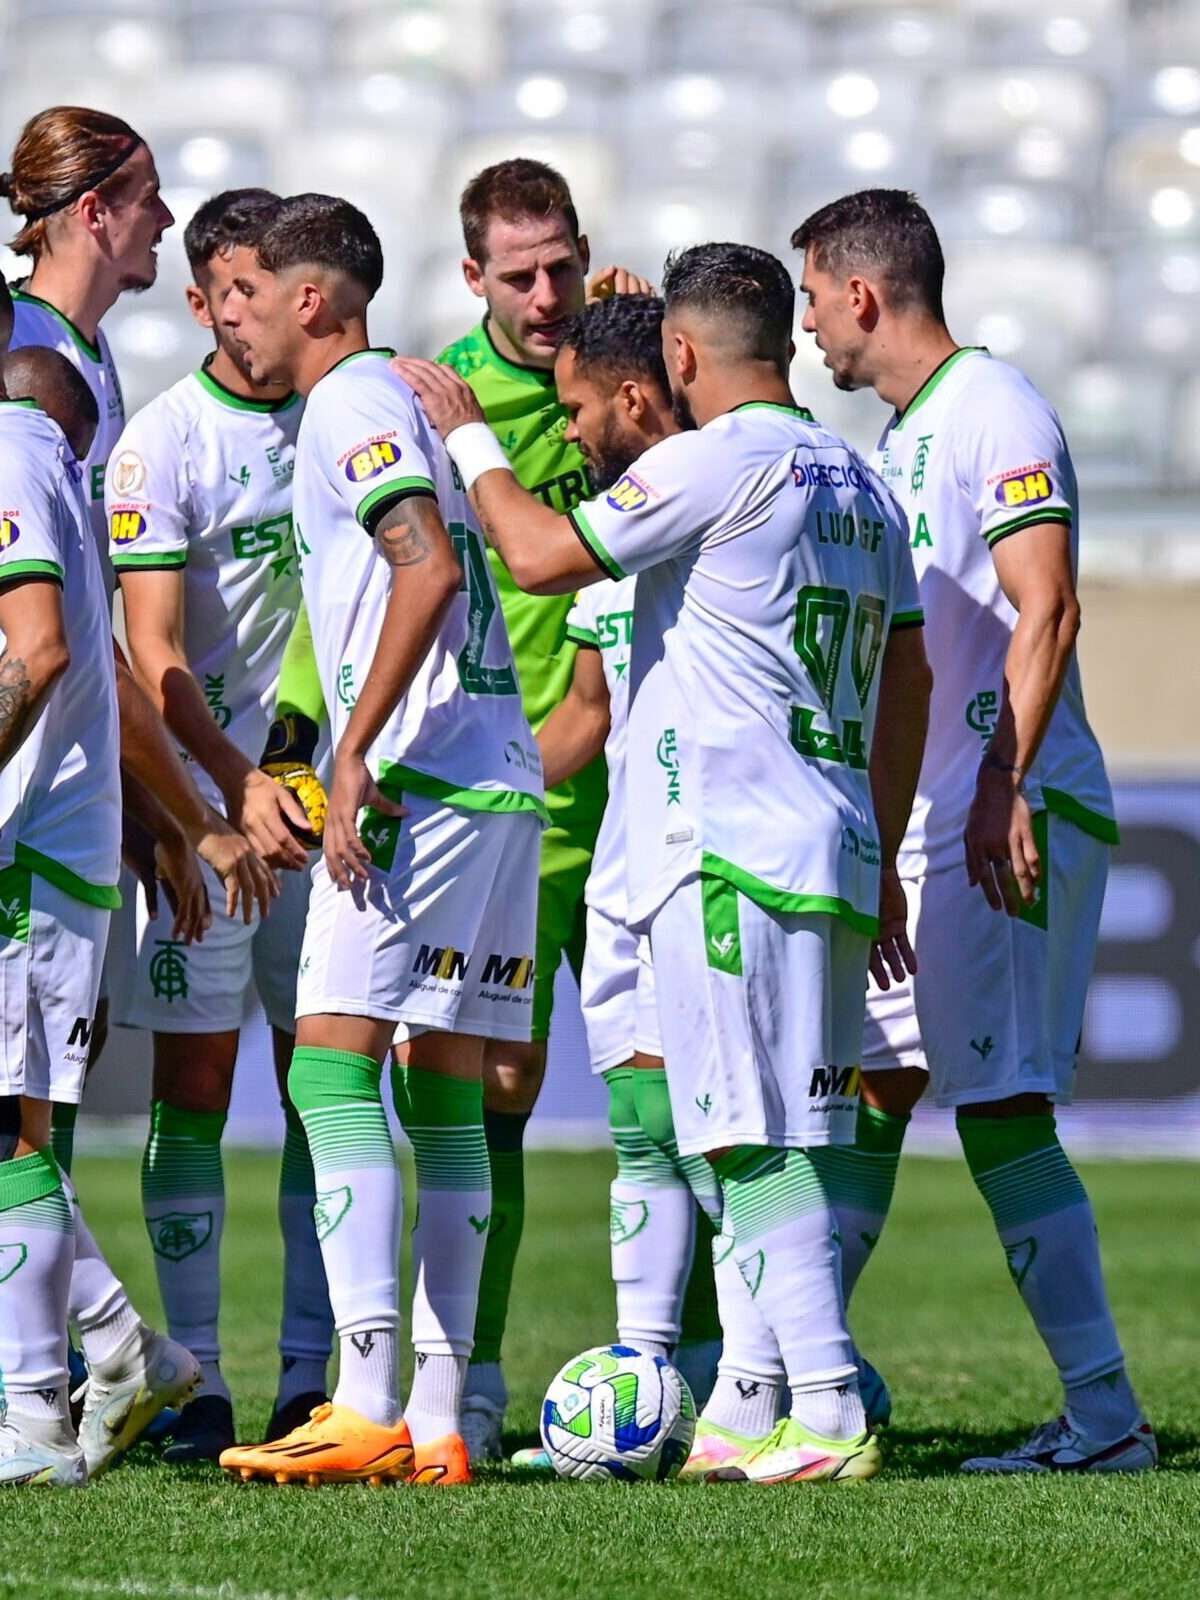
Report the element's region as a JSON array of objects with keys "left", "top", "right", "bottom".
[{"left": 2, "top": 0, "right": 1195, "bottom": 1154}]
